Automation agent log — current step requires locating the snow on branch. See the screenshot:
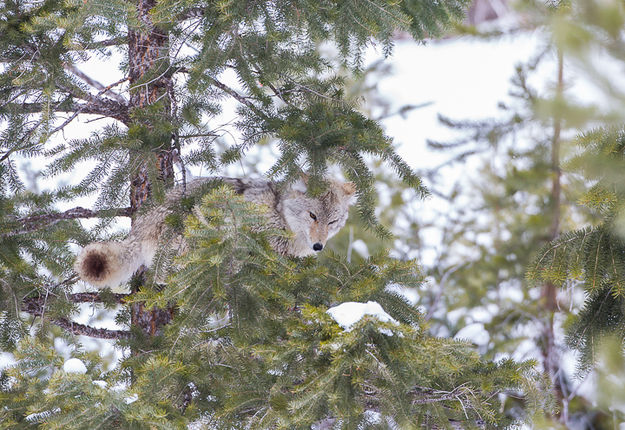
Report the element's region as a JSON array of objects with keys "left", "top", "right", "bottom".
[{"left": 326, "top": 301, "right": 398, "bottom": 332}]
